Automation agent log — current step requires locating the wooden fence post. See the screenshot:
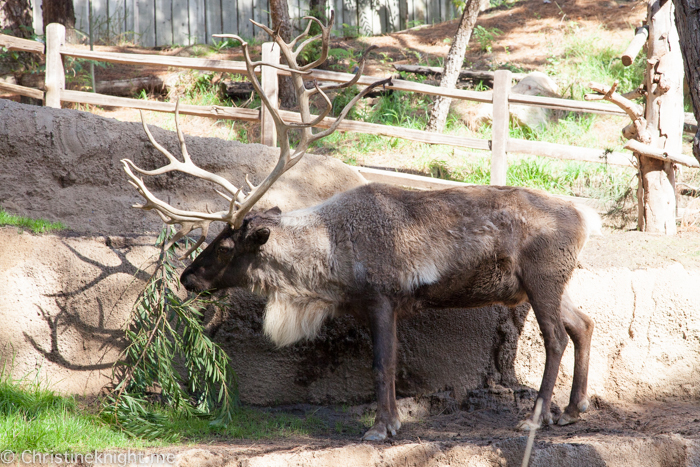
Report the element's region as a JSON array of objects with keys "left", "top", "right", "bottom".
[
  {"left": 490, "top": 69, "right": 511, "bottom": 186},
  {"left": 45, "top": 23, "right": 66, "bottom": 109},
  {"left": 260, "top": 42, "right": 279, "bottom": 147}
]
